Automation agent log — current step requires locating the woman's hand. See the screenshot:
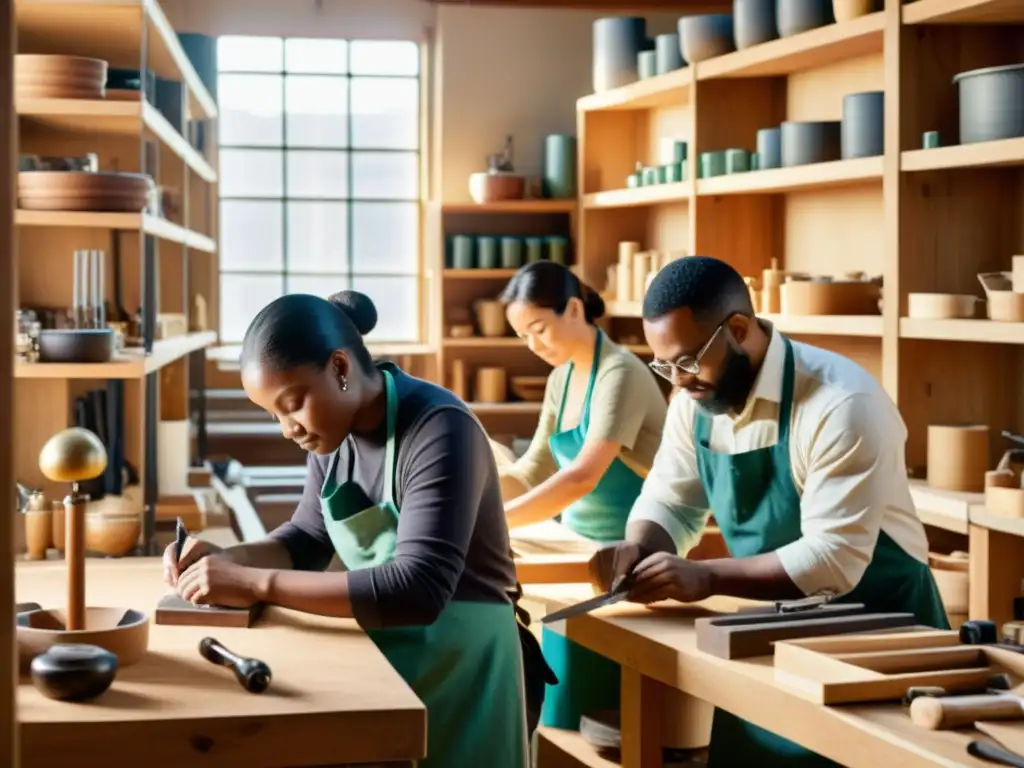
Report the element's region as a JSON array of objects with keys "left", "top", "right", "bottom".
[
  {"left": 175, "top": 556, "right": 265, "bottom": 609},
  {"left": 626, "top": 552, "right": 713, "bottom": 605},
  {"left": 162, "top": 537, "right": 223, "bottom": 587}
]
